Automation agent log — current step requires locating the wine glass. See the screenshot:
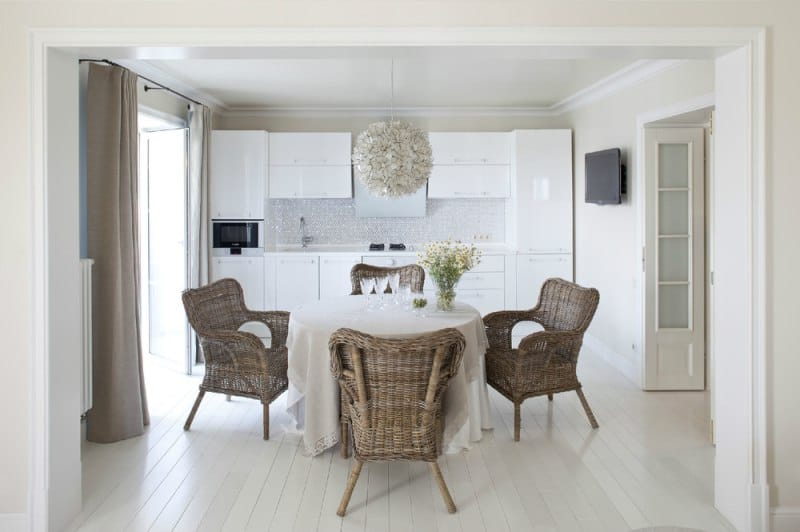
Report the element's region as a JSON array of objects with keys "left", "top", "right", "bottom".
[
  {"left": 375, "top": 275, "right": 390, "bottom": 309},
  {"left": 359, "top": 277, "right": 375, "bottom": 309},
  {"left": 388, "top": 273, "right": 401, "bottom": 305},
  {"left": 398, "top": 283, "right": 412, "bottom": 310}
]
